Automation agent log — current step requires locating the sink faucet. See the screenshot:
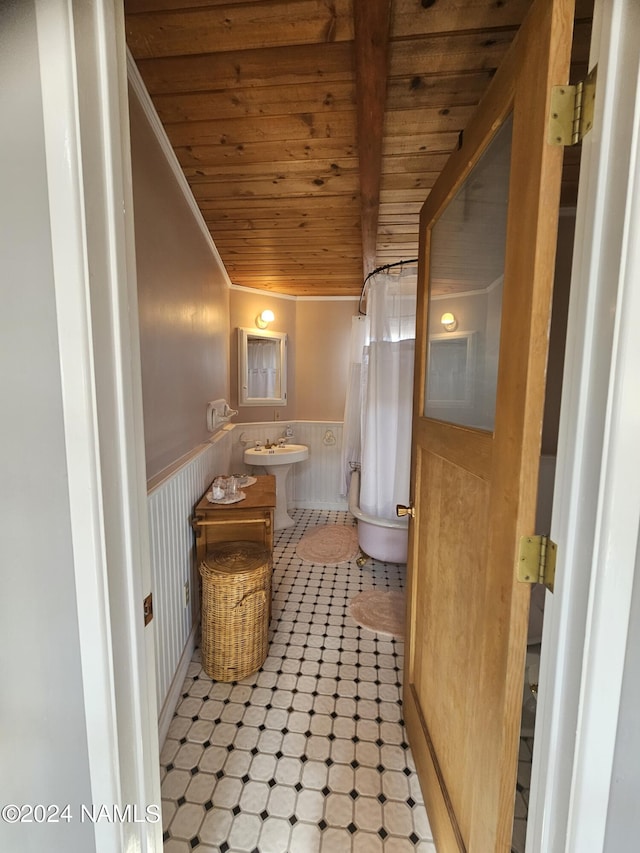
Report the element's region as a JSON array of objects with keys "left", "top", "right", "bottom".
[{"left": 265, "top": 438, "right": 274, "bottom": 449}]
